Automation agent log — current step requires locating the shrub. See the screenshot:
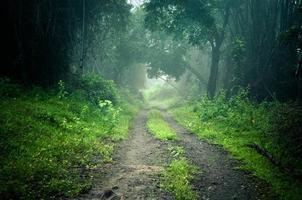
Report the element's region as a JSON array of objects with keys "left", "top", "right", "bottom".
[
  {"left": 68, "top": 73, "right": 119, "bottom": 105},
  {"left": 0, "top": 78, "right": 23, "bottom": 98},
  {"left": 264, "top": 102, "right": 302, "bottom": 170}
]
